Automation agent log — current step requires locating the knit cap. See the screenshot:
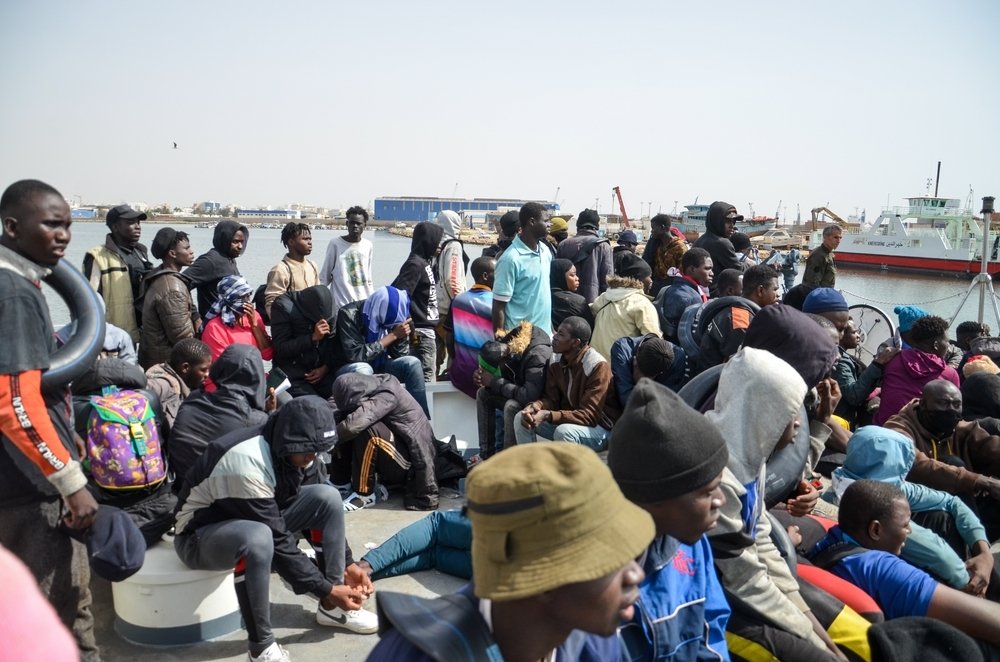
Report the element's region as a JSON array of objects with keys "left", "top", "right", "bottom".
[
  {"left": 577, "top": 209, "right": 600, "bottom": 230},
  {"left": 617, "top": 252, "right": 652, "bottom": 281},
  {"left": 617, "top": 230, "right": 638, "bottom": 245},
  {"left": 894, "top": 305, "right": 929, "bottom": 333},
  {"left": 548, "top": 217, "right": 569, "bottom": 234},
  {"left": 802, "top": 287, "right": 849, "bottom": 313},
  {"left": 608, "top": 379, "right": 729, "bottom": 502}
]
